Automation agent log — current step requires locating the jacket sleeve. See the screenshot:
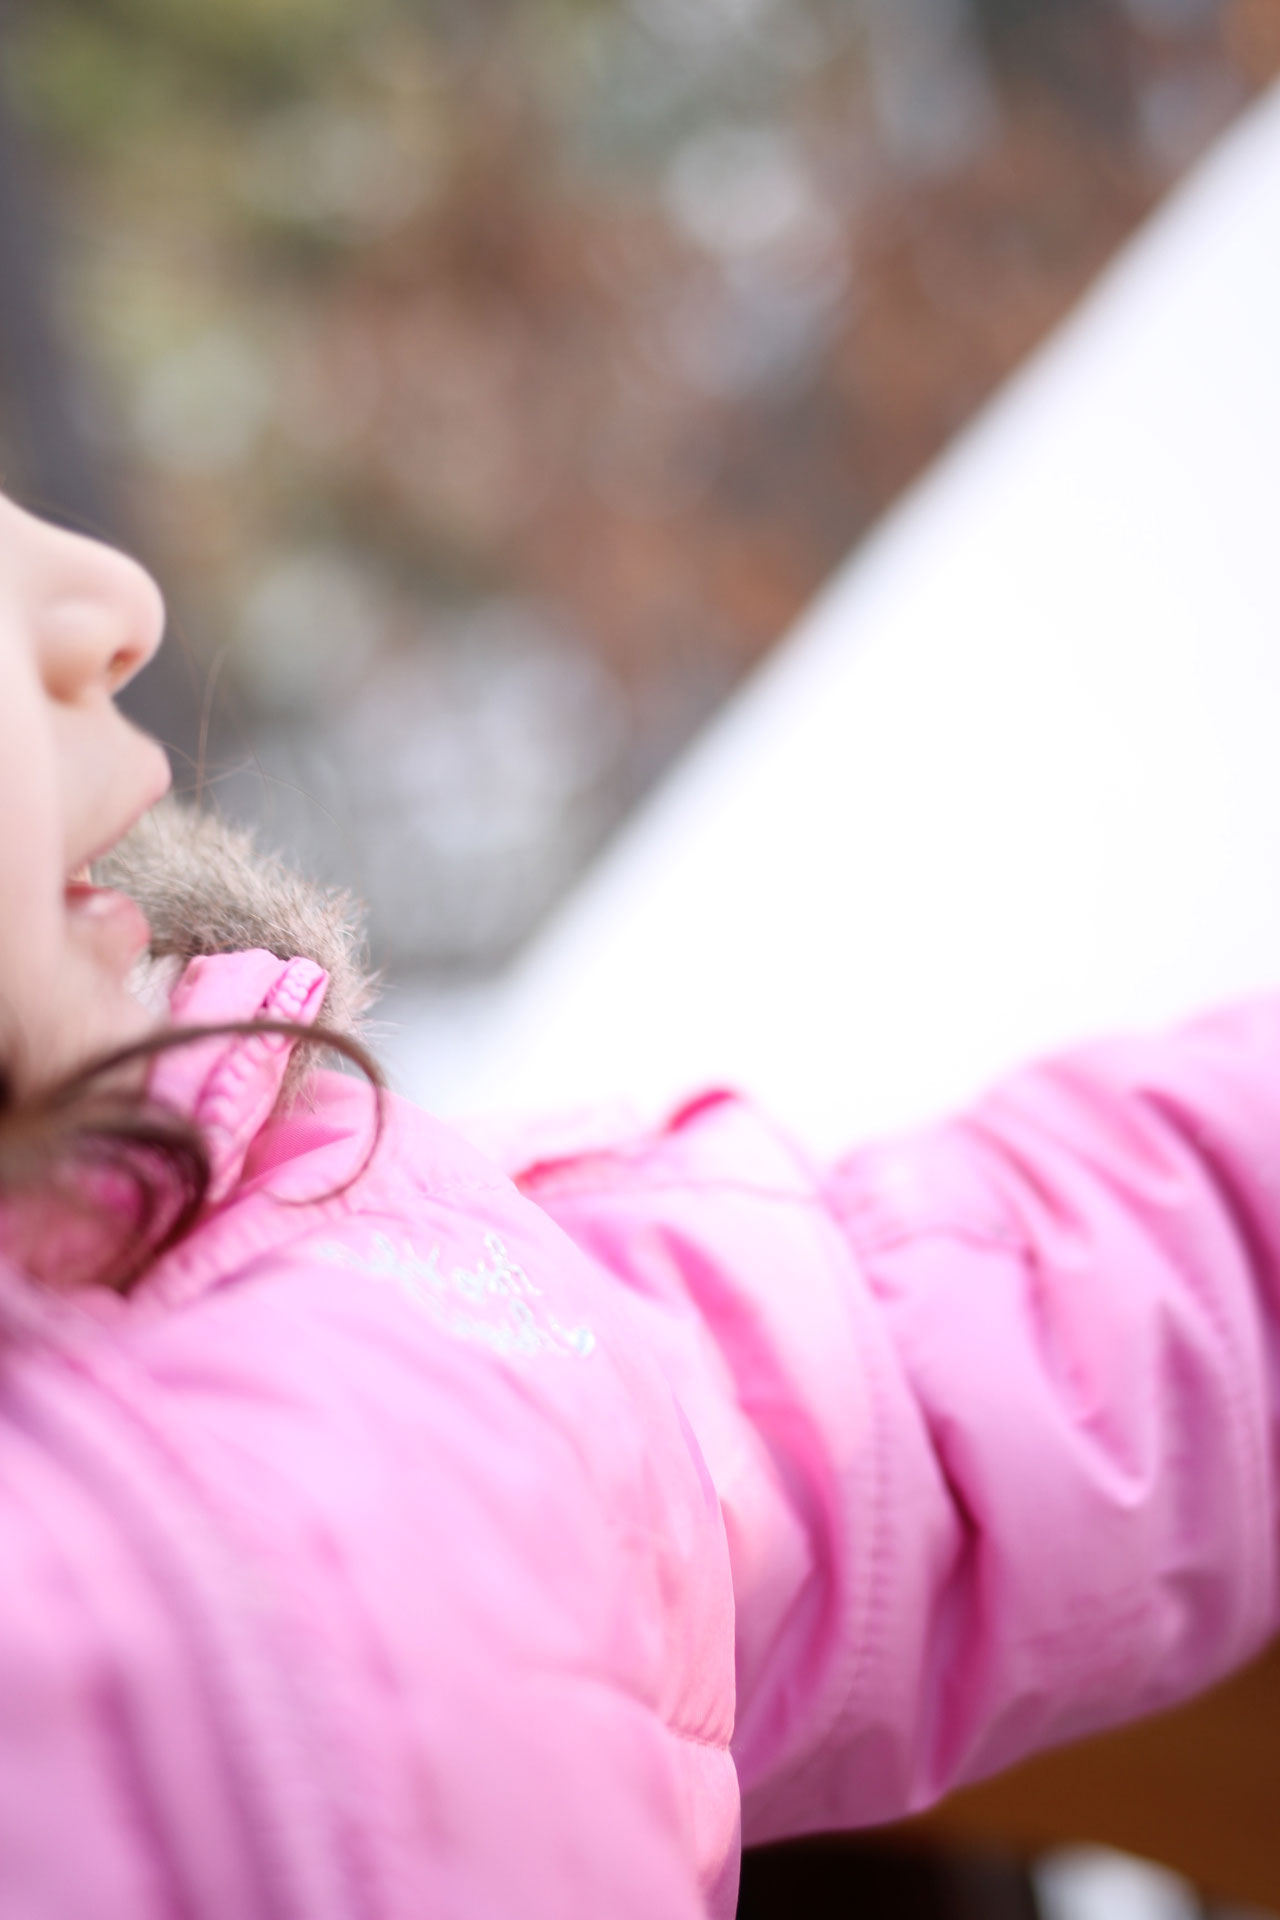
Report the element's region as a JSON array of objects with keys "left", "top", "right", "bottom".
[{"left": 516, "top": 997, "right": 1280, "bottom": 1848}]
